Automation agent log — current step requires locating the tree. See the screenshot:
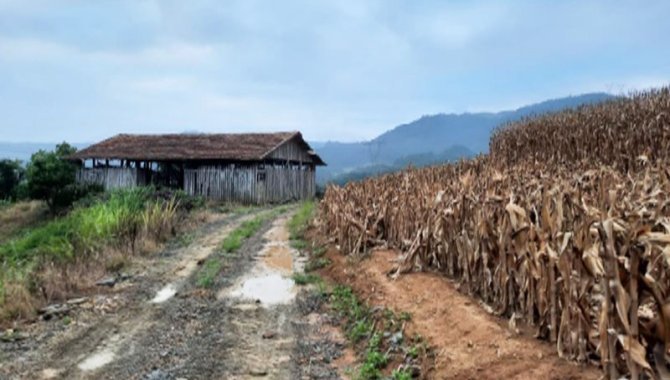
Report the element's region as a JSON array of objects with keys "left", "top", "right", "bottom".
[
  {"left": 25, "top": 142, "right": 79, "bottom": 211},
  {"left": 0, "top": 159, "right": 24, "bottom": 200}
]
